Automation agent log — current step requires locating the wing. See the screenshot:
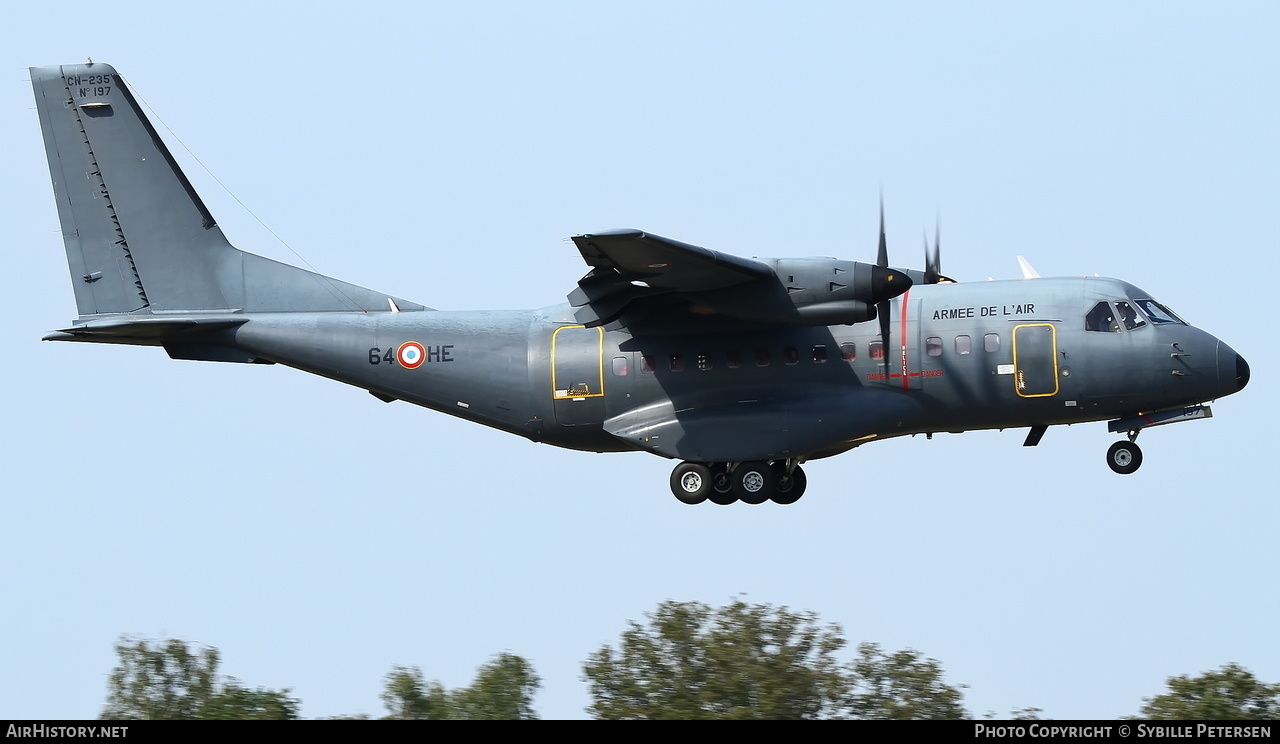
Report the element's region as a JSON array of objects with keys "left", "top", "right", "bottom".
[
  {"left": 567, "top": 229, "right": 910, "bottom": 334},
  {"left": 572, "top": 229, "right": 774, "bottom": 292},
  {"left": 567, "top": 229, "right": 775, "bottom": 332}
]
